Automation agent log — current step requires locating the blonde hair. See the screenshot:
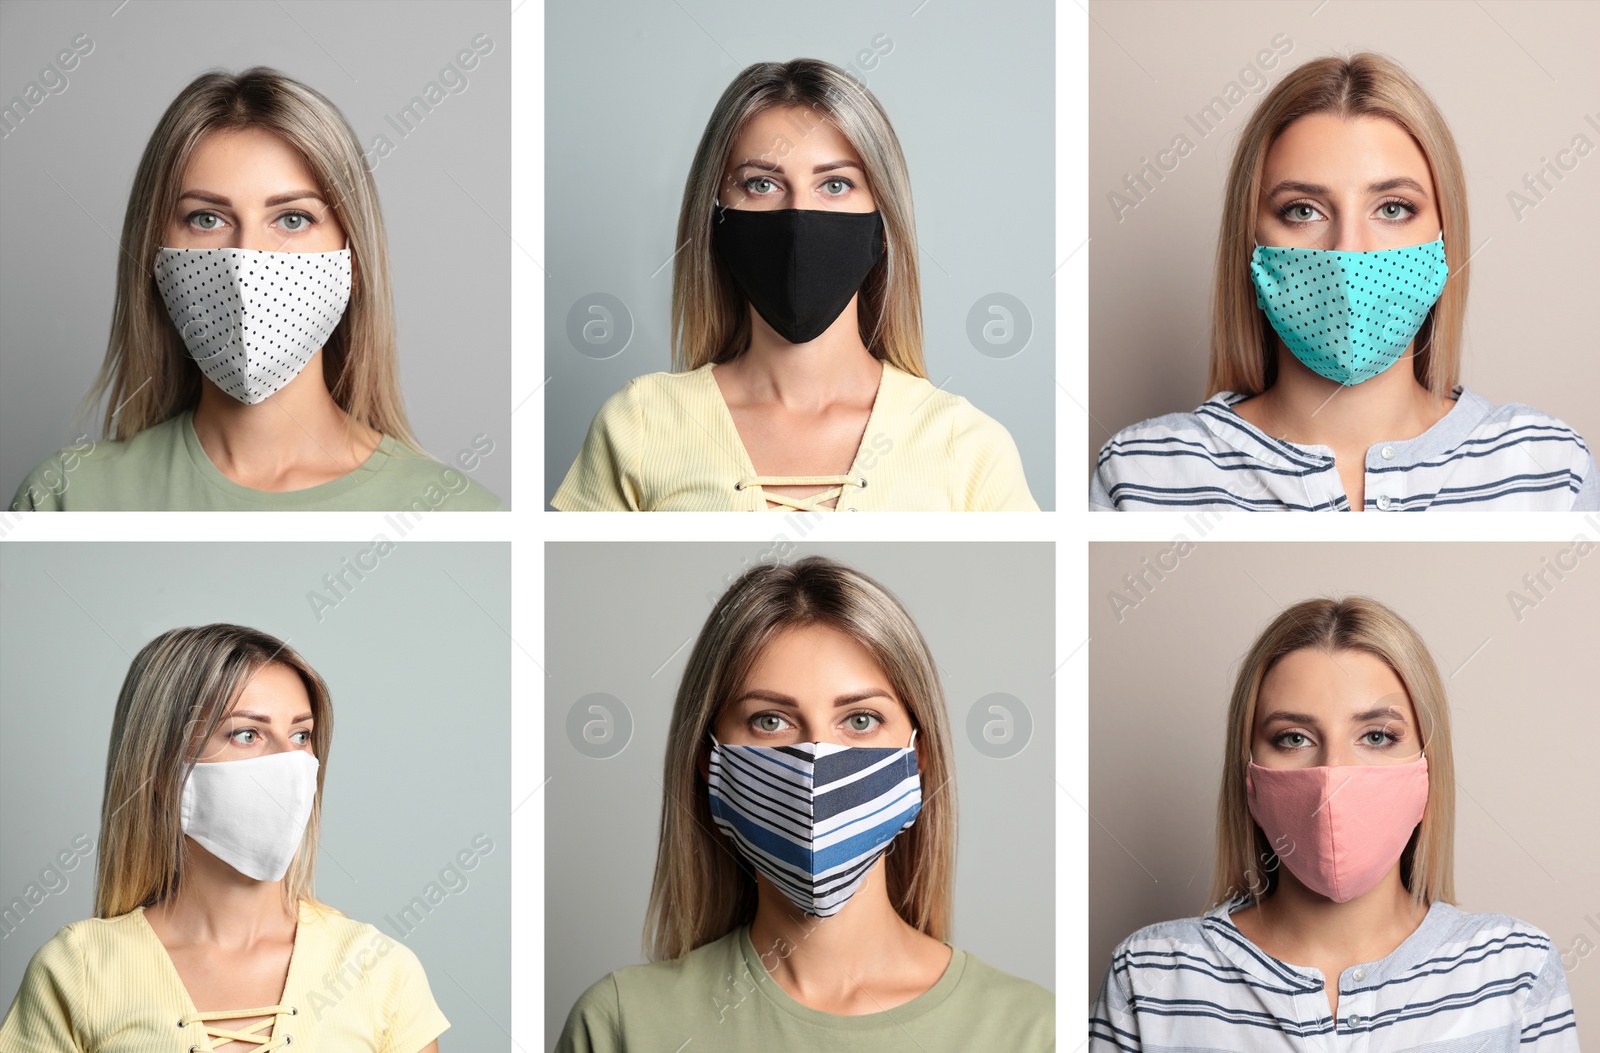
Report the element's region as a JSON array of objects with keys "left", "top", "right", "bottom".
[
  {"left": 671, "top": 59, "right": 925, "bottom": 377},
  {"left": 646, "top": 556, "right": 955, "bottom": 960},
  {"left": 95, "top": 624, "right": 333, "bottom": 919},
  {"left": 1208, "top": 596, "right": 1456, "bottom": 911},
  {"left": 1208, "top": 53, "right": 1469, "bottom": 398},
  {"left": 86, "top": 67, "right": 418, "bottom": 448}
]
